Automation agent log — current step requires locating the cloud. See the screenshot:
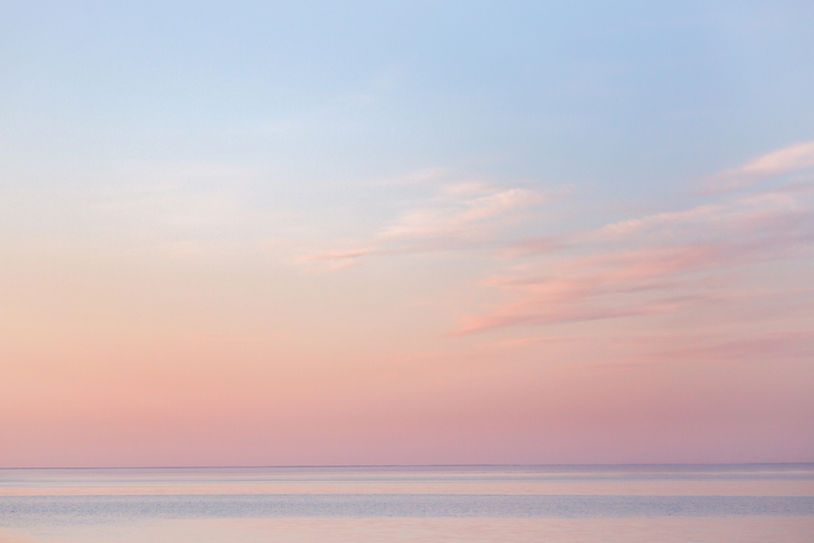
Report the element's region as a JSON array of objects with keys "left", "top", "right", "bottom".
[
  {"left": 380, "top": 186, "right": 544, "bottom": 240},
  {"left": 305, "top": 180, "right": 551, "bottom": 269},
  {"left": 502, "top": 186, "right": 804, "bottom": 260},
  {"left": 454, "top": 244, "right": 728, "bottom": 335},
  {"left": 303, "top": 145, "right": 814, "bottom": 341},
  {"left": 298, "top": 248, "right": 379, "bottom": 271},
  {"left": 594, "top": 191, "right": 799, "bottom": 241},
  {"left": 705, "top": 141, "right": 814, "bottom": 192},
  {"left": 459, "top": 218, "right": 813, "bottom": 335},
  {"left": 455, "top": 303, "right": 681, "bottom": 336},
  {"left": 455, "top": 176, "right": 814, "bottom": 336}
]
